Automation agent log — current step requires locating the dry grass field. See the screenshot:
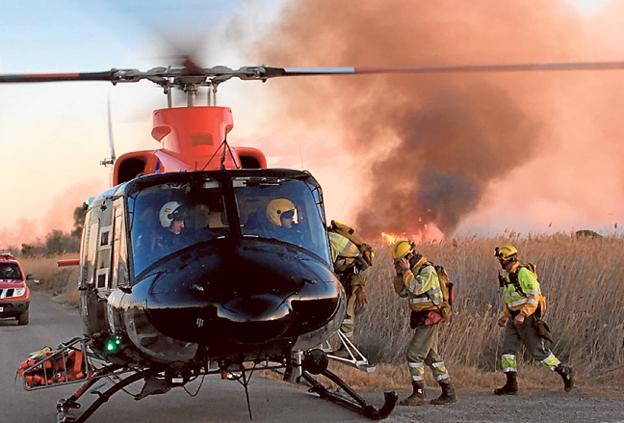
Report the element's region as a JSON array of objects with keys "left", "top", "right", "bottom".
[
  {"left": 18, "top": 234, "right": 624, "bottom": 392},
  {"left": 20, "top": 255, "right": 80, "bottom": 305},
  {"left": 352, "top": 233, "right": 624, "bottom": 391}
]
